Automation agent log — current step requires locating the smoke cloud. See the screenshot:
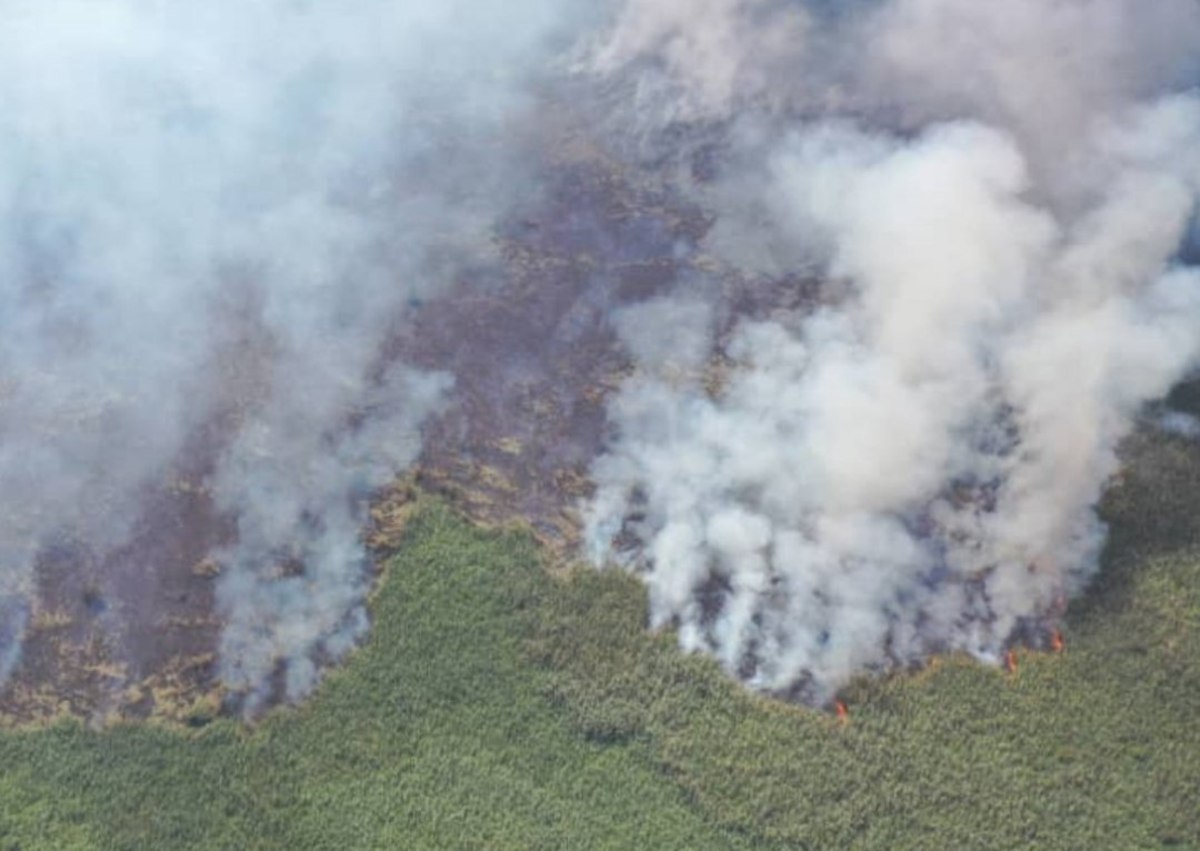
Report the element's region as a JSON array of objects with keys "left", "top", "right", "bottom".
[
  {"left": 584, "top": 0, "right": 1200, "bottom": 701},
  {"left": 0, "top": 0, "right": 573, "bottom": 707},
  {"left": 4, "top": 0, "right": 1200, "bottom": 717}
]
